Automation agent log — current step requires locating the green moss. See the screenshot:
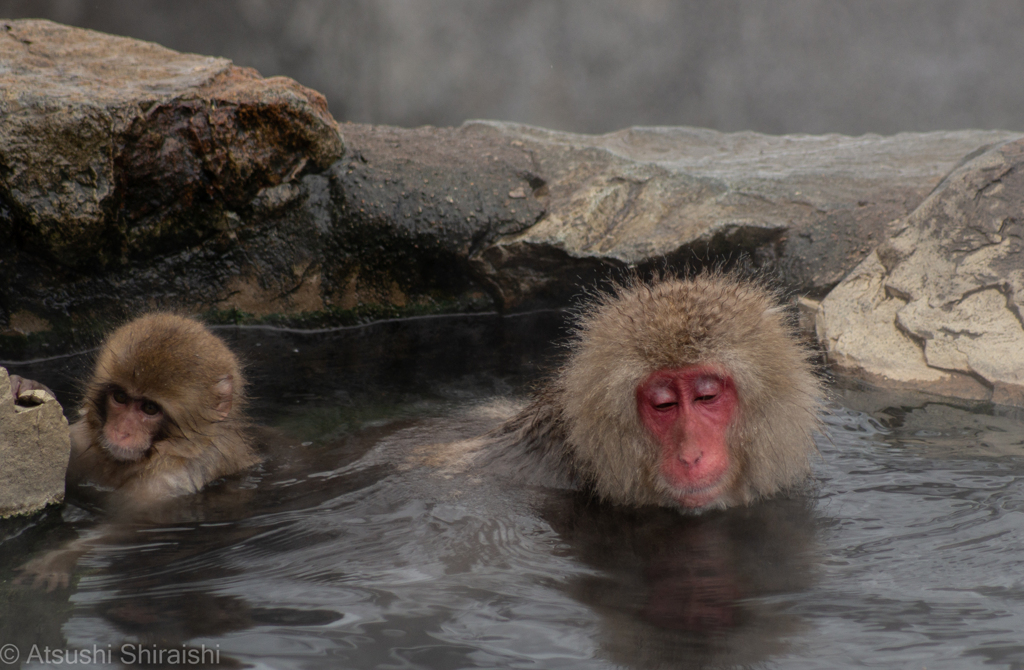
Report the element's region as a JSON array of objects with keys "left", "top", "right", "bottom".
[{"left": 202, "top": 307, "right": 257, "bottom": 325}]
